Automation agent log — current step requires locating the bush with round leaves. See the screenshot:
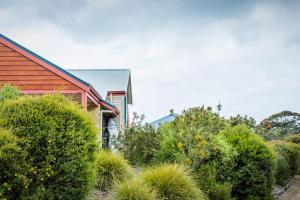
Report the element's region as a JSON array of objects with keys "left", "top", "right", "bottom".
[
  {"left": 113, "top": 178, "right": 156, "bottom": 200},
  {"left": 142, "top": 164, "right": 207, "bottom": 200},
  {"left": 0, "top": 94, "right": 98, "bottom": 199},
  {"left": 95, "top": 150, "right": 132, "bottom": 191},
  {"left": 221, "top": 125, "right": 276, "bottom": 200}
]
